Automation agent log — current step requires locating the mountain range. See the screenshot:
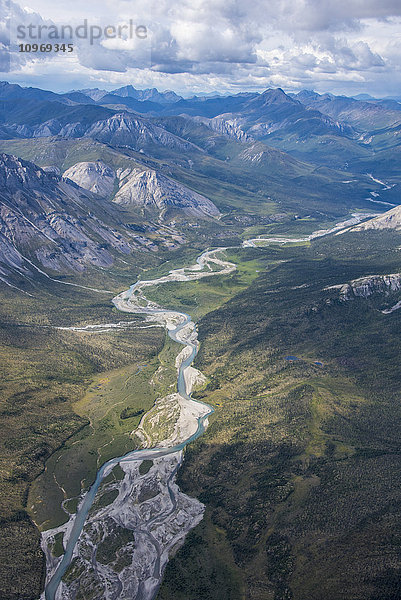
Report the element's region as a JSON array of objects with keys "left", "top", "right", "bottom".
[
  {"left": 0, "top": 79, "right": 401, "bottom": 290},
  {"left": 2, "top": 81, "right": 401, "bottom": 175},
  {"left": 0, "top": 153, "right": 141, "bottom": 281}
]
